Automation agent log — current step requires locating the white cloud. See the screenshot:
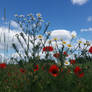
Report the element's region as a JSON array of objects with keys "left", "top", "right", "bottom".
[
  {"left": 50, "top": 29, "right": 77, "bottom": 41},
  {"left": 10, "top": 20, "right": 18, "bottom": 28},
  {"left": 0, "top": 28, "right": 77, "bottom": 61},
  {"left": 0, "top": 26, "right": 47, "bottom": 62},
  {"left": 3, "top": 26, "right": 92, "bottom": 63},
  {"left": 71, "top": 0, "right": 88, "bottom": 5},
  {"left": 0, "top": 26, "right": 91, "bottom": 63},
  {"left": 87, "top": 16, "right": 92, "bottom": 22},
  {"left": 80, "top": 27, "right": 92, "bottom": 32},
  {"left": 0, "top": 27, "right": 17, "bottom": 50},
  {"left": 0, "top": 26, "right": 28, "bottom": 62}
]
